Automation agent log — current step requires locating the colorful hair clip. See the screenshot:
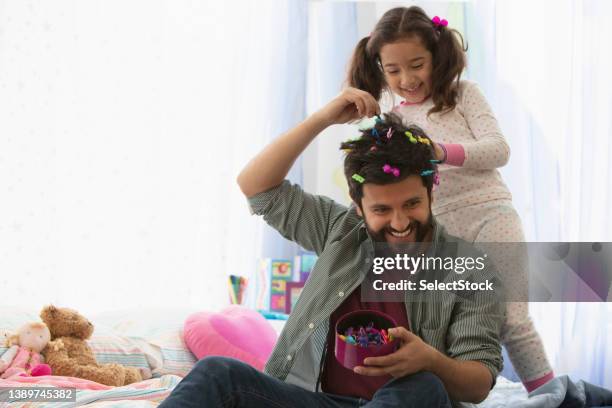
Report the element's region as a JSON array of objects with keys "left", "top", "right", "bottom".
[
  {"left": 371, "top": 128, "right": 380, "bottom": 138},
  {"left": 370, "top": 145, "right": 378, "bottom": 152},
  {"left": 383, "top": 164, "right": 400, "bottom": 177},
  {"left": 375, "top": 115, "right": 383, "bottom": 124},
  {"left": 429, "top": 159, "right": 442, "bottom": 164},
  {"left": 405, "top": 131, "right": 418, "bottom": 144},
  {"left": 352, "top": 173, "right": 365, "bottom": 183},
  {"left": 420, "top": 169, "right": 435, "bottom": 176},
  {"left": 433, "top": 173, "right": 440, "bottom": 185},
  {"left": 358, "top": 117, "right": 378, "bottom": 130},
  {"left": 386, "top": 128, "right": 394, "bottom": 139},
  {"left": 417, "top": 136, "right": 431, "bottom": 145},
  {"left": 432, "top": 16, "right": 448, "bottom": 27}
]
